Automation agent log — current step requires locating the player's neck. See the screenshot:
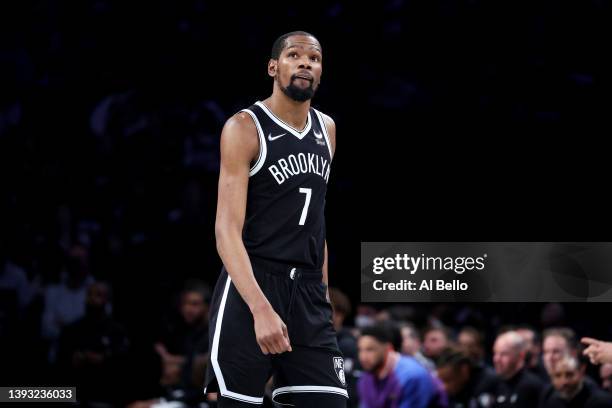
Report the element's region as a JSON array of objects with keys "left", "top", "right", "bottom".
[{"left": 263, "top": 92, "right": 311, "bottom": 132}]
